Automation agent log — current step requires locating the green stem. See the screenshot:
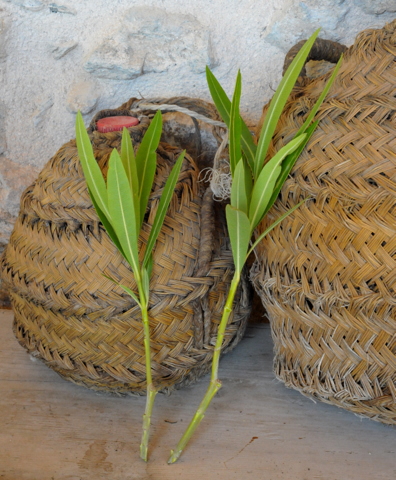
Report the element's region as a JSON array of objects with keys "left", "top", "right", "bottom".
[
  {"left": 140, "top": 384, "right": 157, "bottom": 462},
  {"left": 168, "top": 272, "right": 241, "bottom": 464},
  {"left": 210, "top": 272, "right": 240, "bottom": 381},
  {"left": 138, "top": 288, "right": 158, "bottom": 462},
  {"left": 168, "top": 379, "right": 221, "bottom": 464}
]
